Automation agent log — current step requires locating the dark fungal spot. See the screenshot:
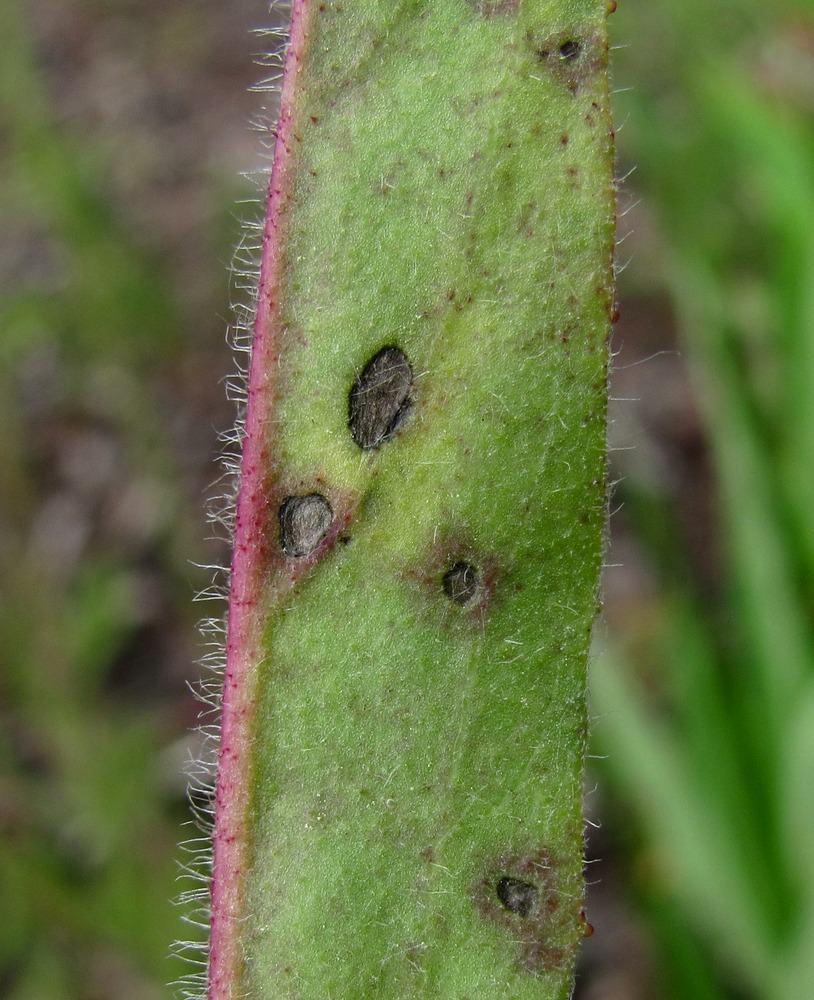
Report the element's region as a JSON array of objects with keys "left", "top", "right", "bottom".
[
  {"left": 349, "top": 346, "right": 413, "bottom": 450},
  {"left": 534, "top": 27, "right": 605, "bottom": 94},
  {"left": 496, "top": 876, "right": 539, "bottom": 918},
  {"left": 473, "top": 847, "right": 579, "bottom": 974},
  {"left": 558, "top": 39, "right": 581, "bottom": 62},
  {"left": 442, "top": 562, "right": 482, "bottom": 605},
  {"left": 279, "top": 494, "right": 333, "bottom": 557}
]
